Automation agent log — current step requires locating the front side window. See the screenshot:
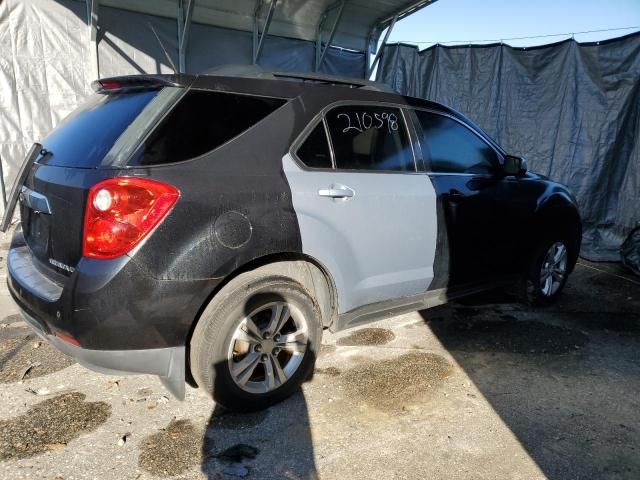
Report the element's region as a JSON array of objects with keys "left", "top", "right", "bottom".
[
  {"left": 325, "top": 105, "right": 414, "bottom": 172},
  {"left": 415, "top": 110, "right": 498, "bottom": 174},
  {"left": 129, "top": 90, "right": 286, "bottom": 166}
]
